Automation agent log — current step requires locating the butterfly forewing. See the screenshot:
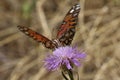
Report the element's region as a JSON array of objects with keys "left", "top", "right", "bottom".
[
  {"left": 17, "top": 25, "right": 56, "bottom": 49},
  {"left": 57, "top": 4, "right": 80, "bottom": 45}
]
